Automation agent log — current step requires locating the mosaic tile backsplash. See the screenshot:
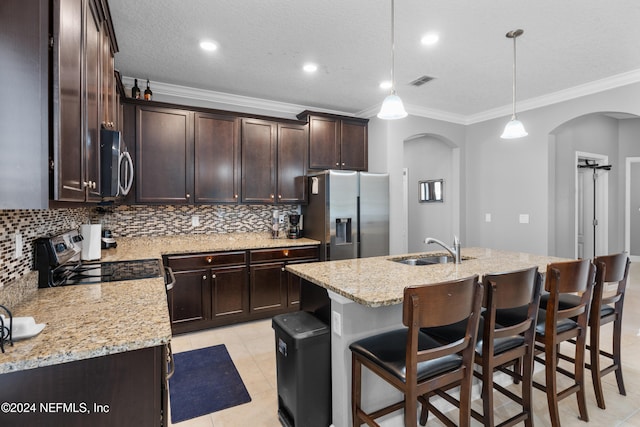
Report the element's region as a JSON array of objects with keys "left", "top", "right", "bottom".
[{"left": 0, "top": 204, "right": 298, "bottom": 288}]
